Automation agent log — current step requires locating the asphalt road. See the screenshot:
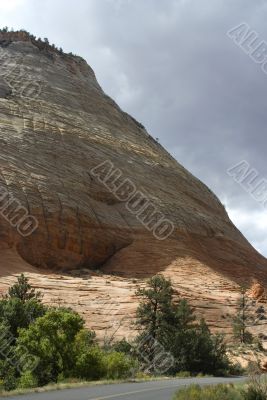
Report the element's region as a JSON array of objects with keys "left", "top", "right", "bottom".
[{"left": 2, "top": 377, "right": 246, "bottom": 400}]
